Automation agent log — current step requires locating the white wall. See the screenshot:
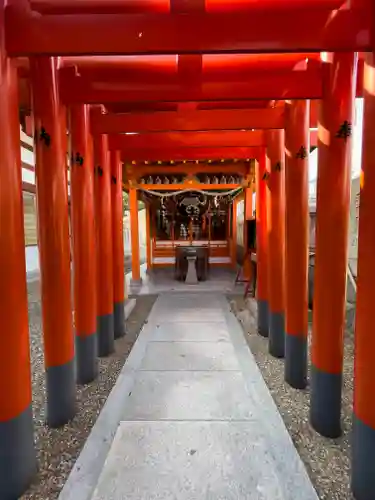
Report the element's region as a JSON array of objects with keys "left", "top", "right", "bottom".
[{"left": 25, "top": 246, "right": 39, "bottom": 275}]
